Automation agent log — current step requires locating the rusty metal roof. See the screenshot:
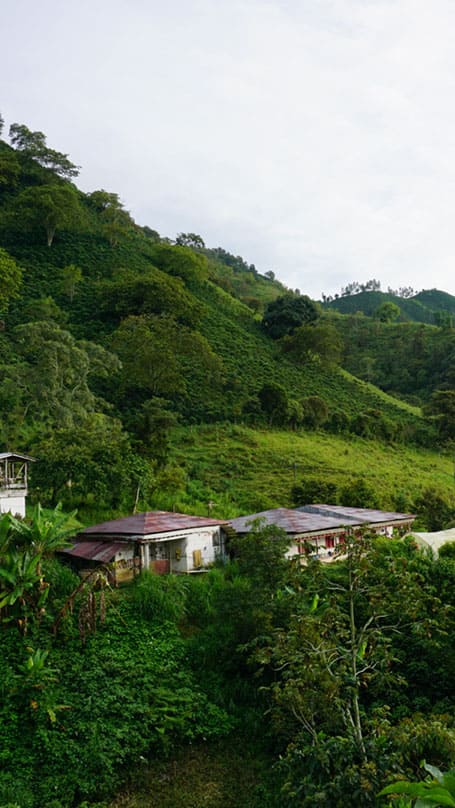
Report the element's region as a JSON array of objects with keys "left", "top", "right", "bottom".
[
  {"left": 61, "top": 541, "right": 125, "bottom": 563},
  {"left": 229, "top": 505, "right": 415, "bottom": 536},
  {"left": 298, "top": 504, "right": 415, "bottom": 523},
  {"left": 80, "top": 511, "right": 227, "bottom": 540},
  {"left": 229, "top": 508, "right": 349, "bottom": 535}
]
